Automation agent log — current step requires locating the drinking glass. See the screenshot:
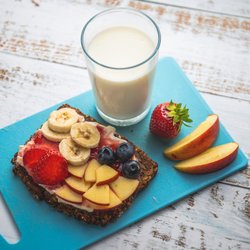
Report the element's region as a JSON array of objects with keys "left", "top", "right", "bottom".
[{"left": 81, "top": 7, "right": 161, "bottom": 126}]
